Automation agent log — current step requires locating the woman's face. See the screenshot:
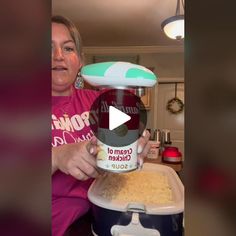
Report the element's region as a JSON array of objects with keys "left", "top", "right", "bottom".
[{"left": 52, "top": 22, "right": 81, "bottom": 96}]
